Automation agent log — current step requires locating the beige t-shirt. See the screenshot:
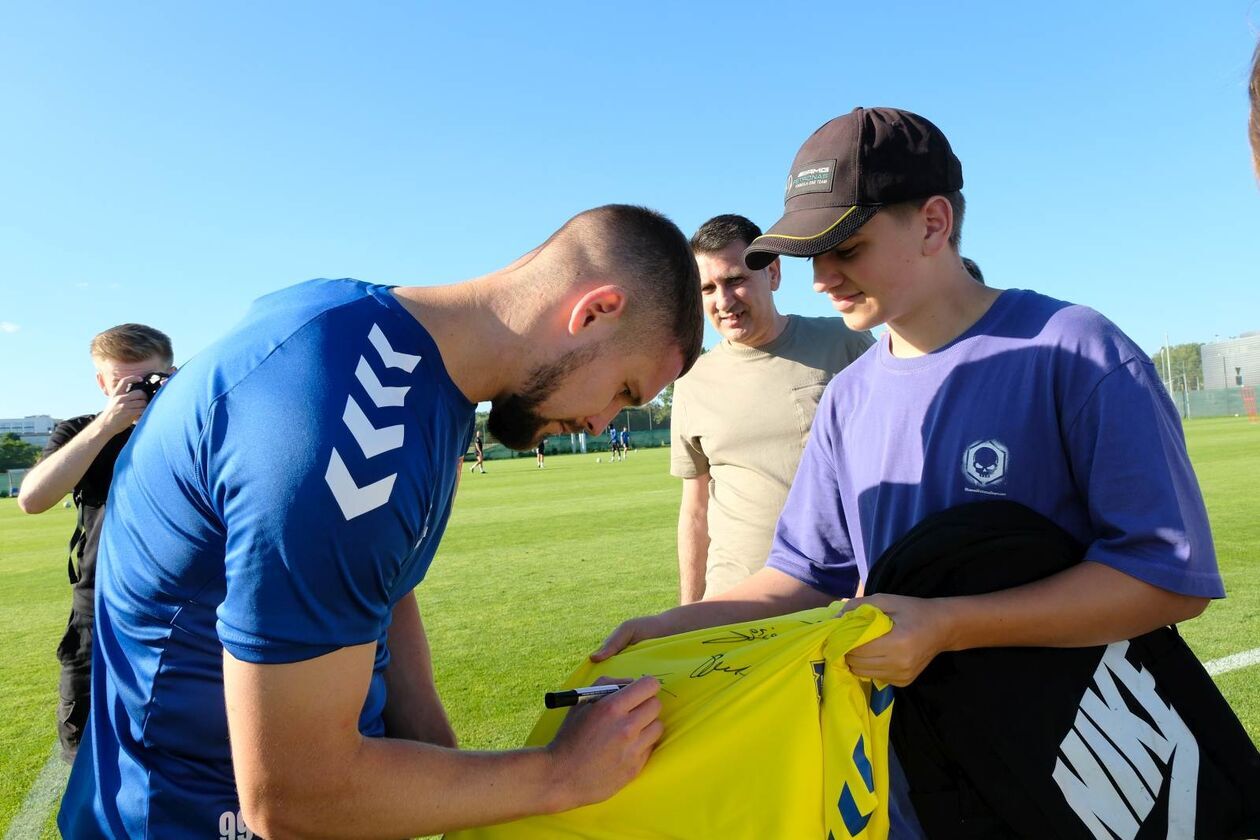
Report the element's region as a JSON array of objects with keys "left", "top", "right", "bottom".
[{"left": 671, "top": 315, "right": 874, "bottom": 597}]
